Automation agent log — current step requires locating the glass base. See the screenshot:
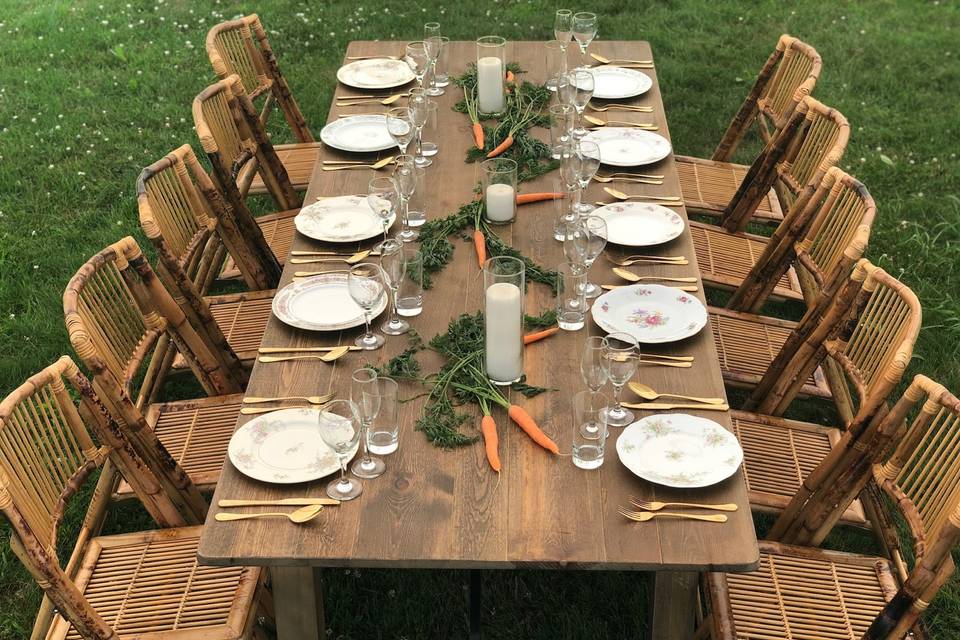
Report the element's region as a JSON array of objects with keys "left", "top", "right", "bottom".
[
  {"left": 407, "top": 210, "right": 426, "bottom": 227},
  {"left": 558, "top": 318, "right": 586, "bottom": 331},
  {"left": 326, "top": 477, "right": 362, "bottom": 501},
  {"left": 356, "top": 333, "right": 385, "bottom": 350},
  {"left": 397, "top": 302, "right": 423, "bottom": 317},
  {"left": 572, "top": 127, "right": 589, "bottom": 139},
  {"left": 382, "top": 317, "right": 410, "bottom": 335},
  {"left": 575, "top": 202, "right": 596, "bottom": 215},
  {"left": 398, "top": 229, "right": 419, "bottom": 242},
  {"left": 583, "top": 281, "right": 601, "bottom": 299},
  {"left": 603, "top": 405, "right": 635, "bottom": 427},
  {"left": 425, "top": 86, "right": 444, "bottom": 96},
  {"left": 546, "top": 78, "right": 558, "bottom": 90},
  {"left": 579, "top": 421, "right": 604, "bottom": 440},
  {"left": 374, "top": 238, "right": 401, "bottom": 253},
  {"left": 573, "top": 445, "right": 604, "bottom": 469},
  {"left": 422, "top": 142, "right": 438, "bottom": 156},
  {"left": 351, "top": 455, "right": 386, "bottom": 479},
  {"left": 435, "top": 77, "right": 450, "bottom": 88},
  {"left": 368, "top": 432, "right": 399, "bottom": 455},
  {"left": 414, "top": 156, "right": 433, "bottom": 168},
  {"left": 489, "top": 375, "right": 522, "bottom": 386}
]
